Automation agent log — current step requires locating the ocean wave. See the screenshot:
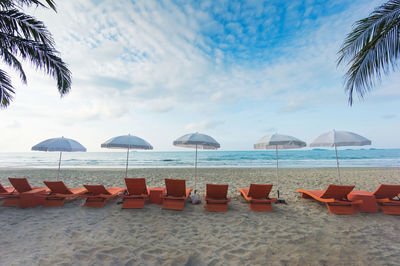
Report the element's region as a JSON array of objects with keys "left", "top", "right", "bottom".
[{"left": 0, "top": 150, "right": 399, "bottom": 168}]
